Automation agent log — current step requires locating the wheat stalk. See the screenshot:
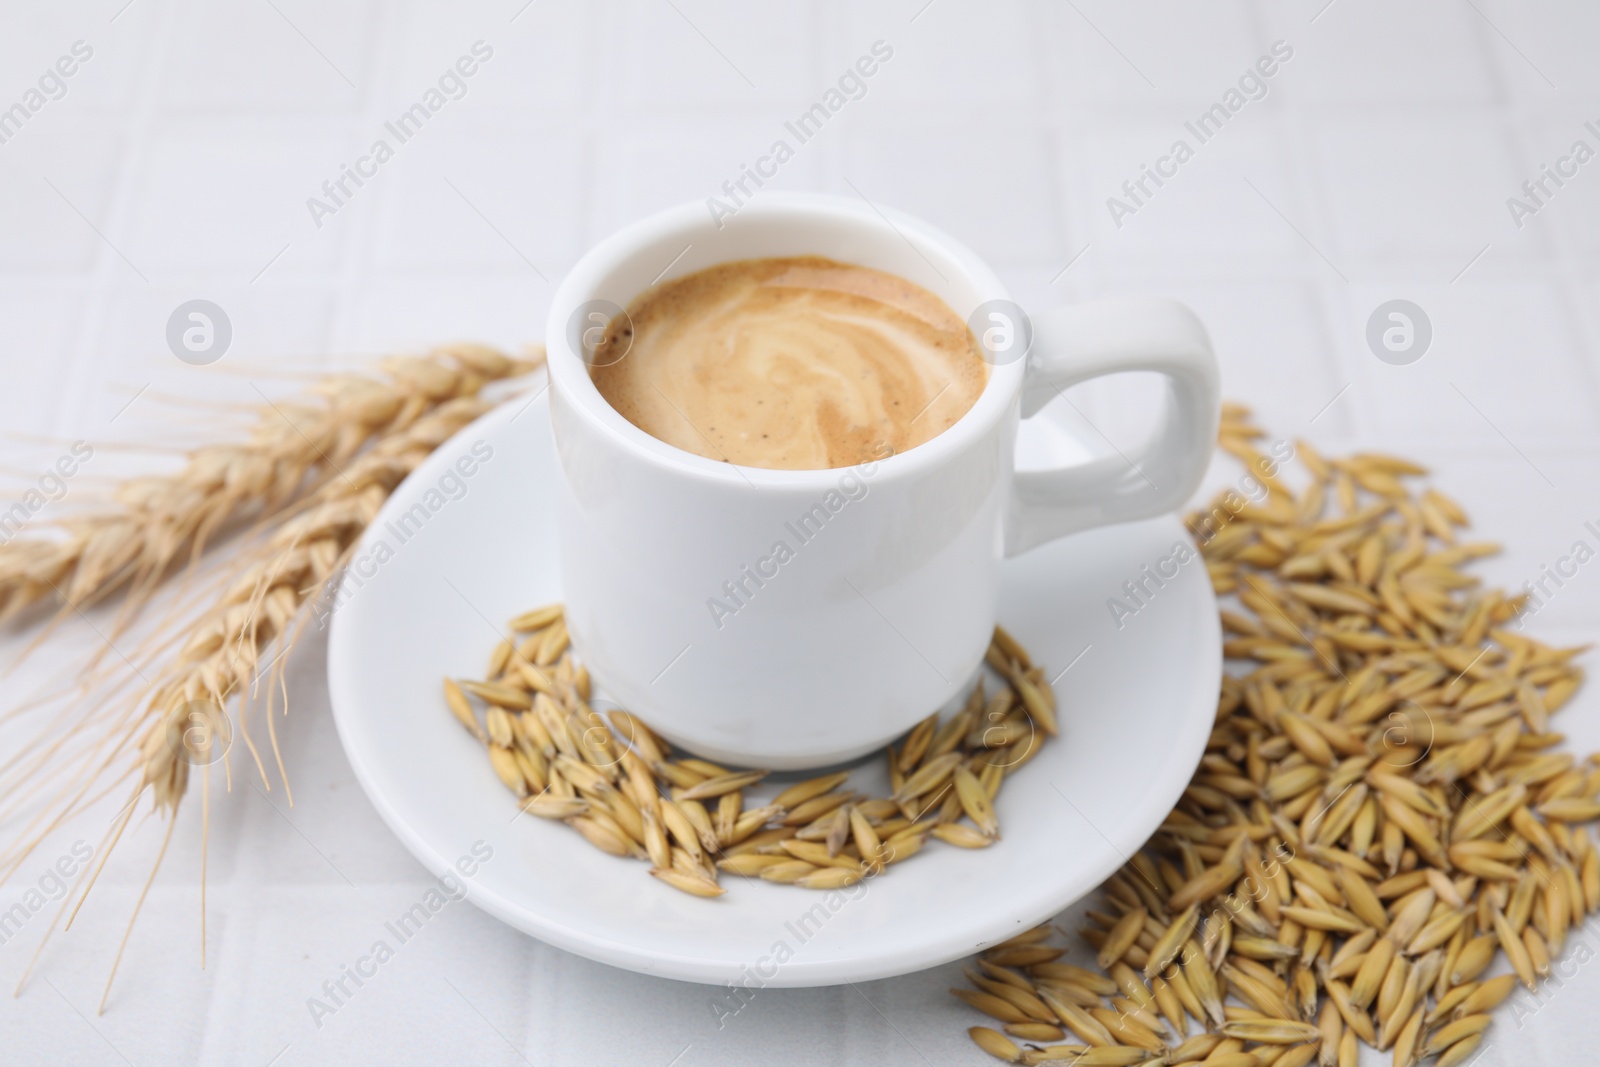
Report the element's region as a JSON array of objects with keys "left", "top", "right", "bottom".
[
  {"left": 2, "top": 345, "right": 542, "bottom": 1011},
  {"left": 0, "top": 343, "right": 526, "bottom": 628}
]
